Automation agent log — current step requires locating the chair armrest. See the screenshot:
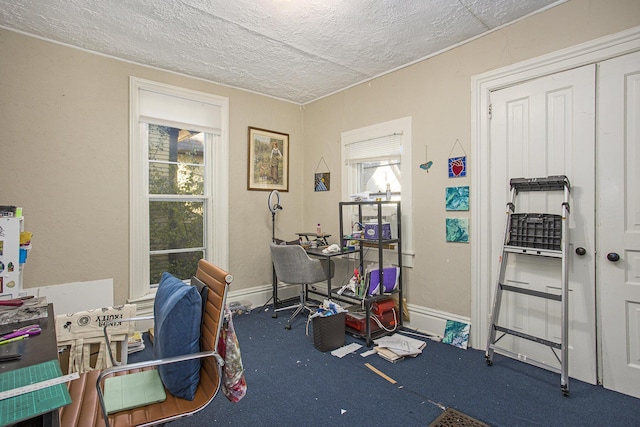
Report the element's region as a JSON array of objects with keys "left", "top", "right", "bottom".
[
  {"left": 95, "top": 349, "right": 224, "bottom": 427},
  {"left": 103, "top": 316, "right": 154, "bottom": 366}
]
